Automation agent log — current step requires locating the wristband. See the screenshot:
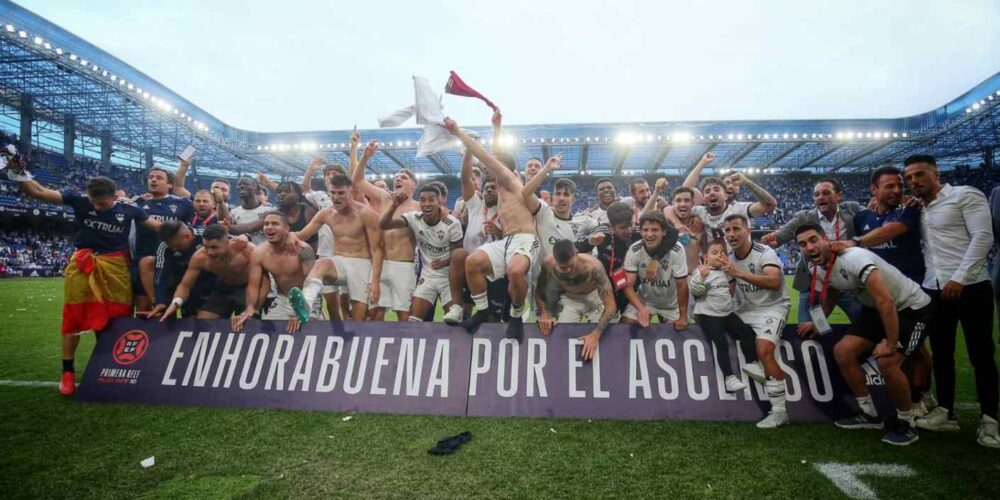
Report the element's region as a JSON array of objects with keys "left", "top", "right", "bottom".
[{"left": 171, "top": 297, "right": 184, "bottom": 307}]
